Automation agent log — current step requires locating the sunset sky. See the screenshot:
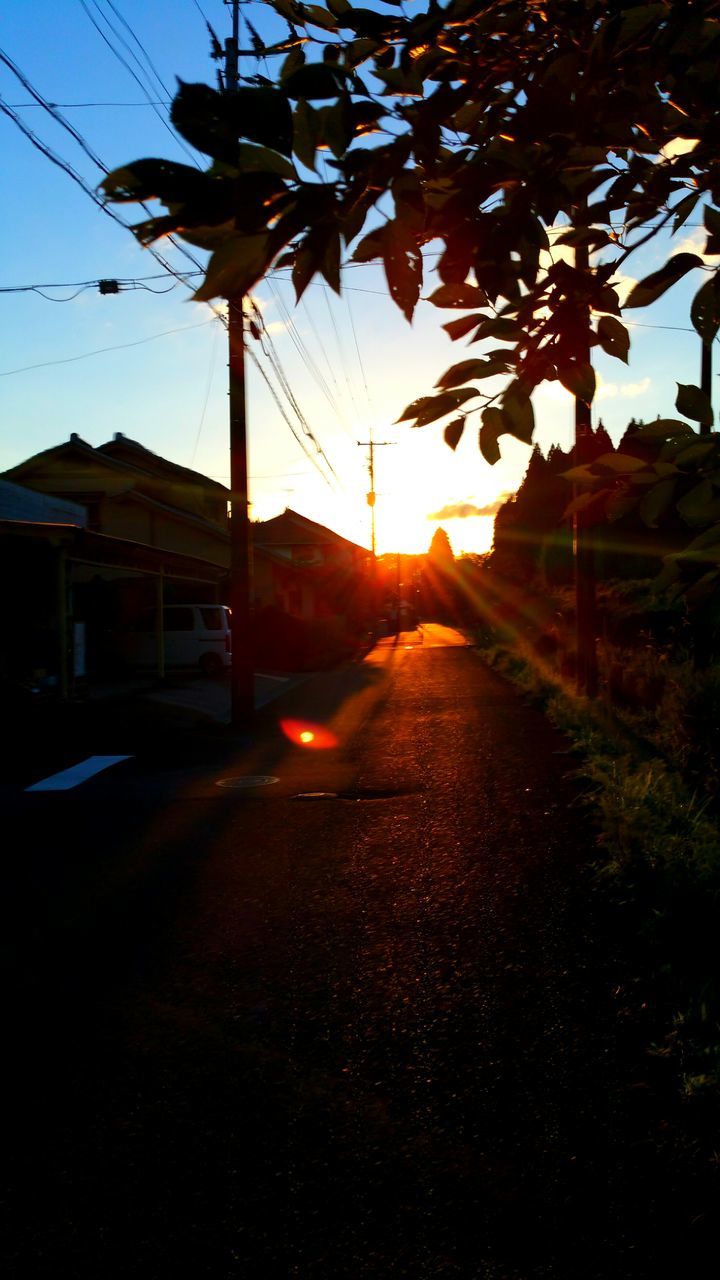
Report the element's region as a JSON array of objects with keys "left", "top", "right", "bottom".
[{"left": 1, "top": 2, "right": 714, "bottom": 556}]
